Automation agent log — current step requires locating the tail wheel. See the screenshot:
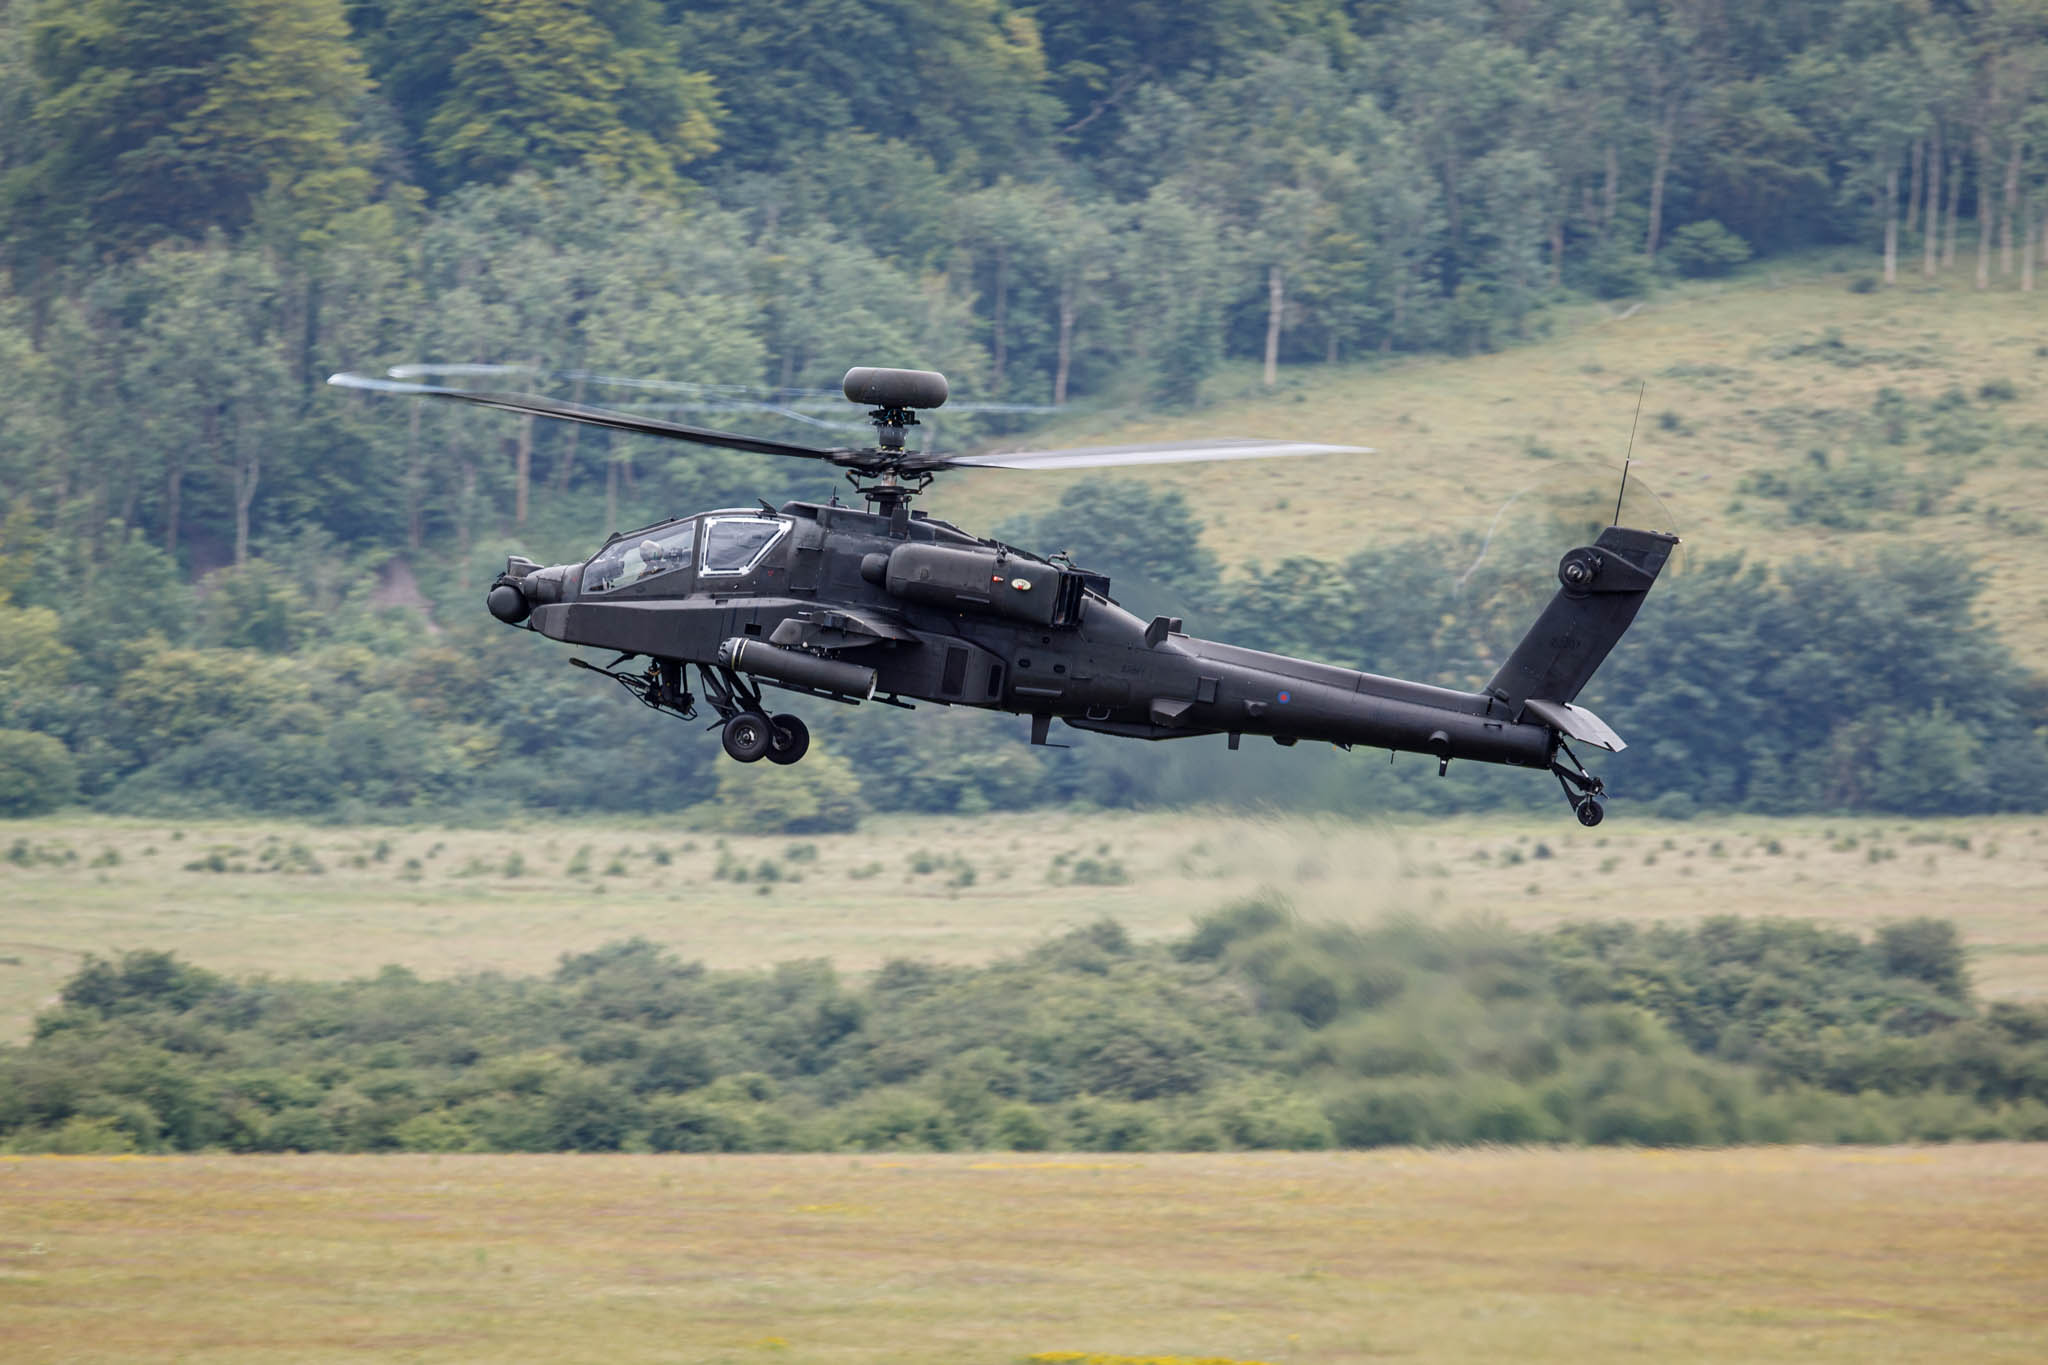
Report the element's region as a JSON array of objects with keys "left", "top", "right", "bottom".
[
  {"left": 767, "top": 714, "right": 810, "bottom": 766},
  {"left": 721, "top": 711, "right": 772, "bottom": 763},
  {"left": 1574, "top": 796, "right": 1606, "bottom": 828}
]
